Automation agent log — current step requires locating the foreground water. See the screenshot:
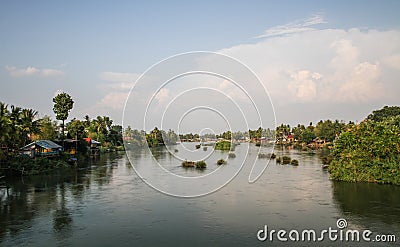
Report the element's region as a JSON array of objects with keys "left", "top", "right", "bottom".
[{"left": 0, "top": 143, "right": 399, "bottom": 246}]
